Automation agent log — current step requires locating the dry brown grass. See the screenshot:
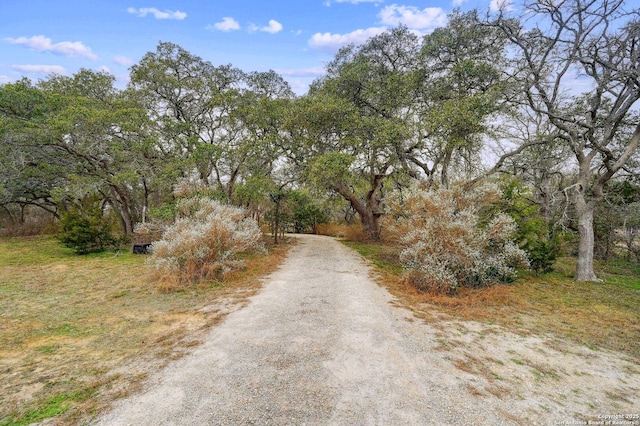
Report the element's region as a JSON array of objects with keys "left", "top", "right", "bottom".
[
  {"left": 344, "top": 240, "right": 640, "bottom": 361},
  {"left": 0, "top": 211, "right": 58, "bottom": 237},
  {"left": 316, "top": 223, "right": 367, "bottom": 241},
  {"left": 0, "top": 235, "right": 290, "bottom": 425}
]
